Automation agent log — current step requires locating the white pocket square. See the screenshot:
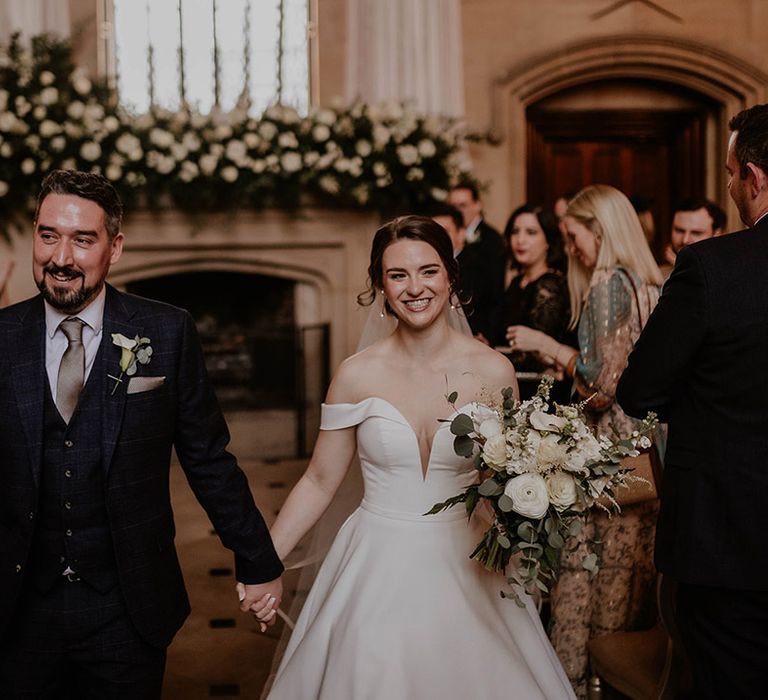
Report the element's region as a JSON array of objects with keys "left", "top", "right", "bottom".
[{"left": 126, "top": 375, "right": 166, "bottom": 394}]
